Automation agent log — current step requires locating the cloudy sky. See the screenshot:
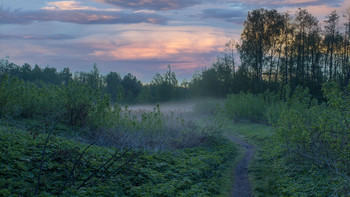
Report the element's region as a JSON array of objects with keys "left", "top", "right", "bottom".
[{"left": 0, "top": 0, "right": 349, "bottom": 82}]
